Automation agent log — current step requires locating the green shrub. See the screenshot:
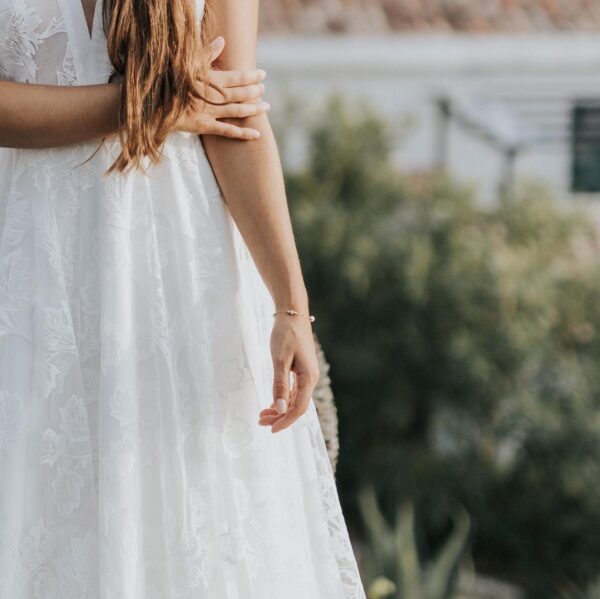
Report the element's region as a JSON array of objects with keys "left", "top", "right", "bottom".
[{"left": 285, "top": 95, "right": 600, "bottom": 597}]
